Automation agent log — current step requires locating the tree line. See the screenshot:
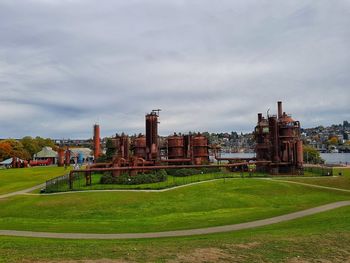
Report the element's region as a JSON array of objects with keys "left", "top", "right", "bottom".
[{"left": 0, "top": 136, "right": 56, "bottom": 161}]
